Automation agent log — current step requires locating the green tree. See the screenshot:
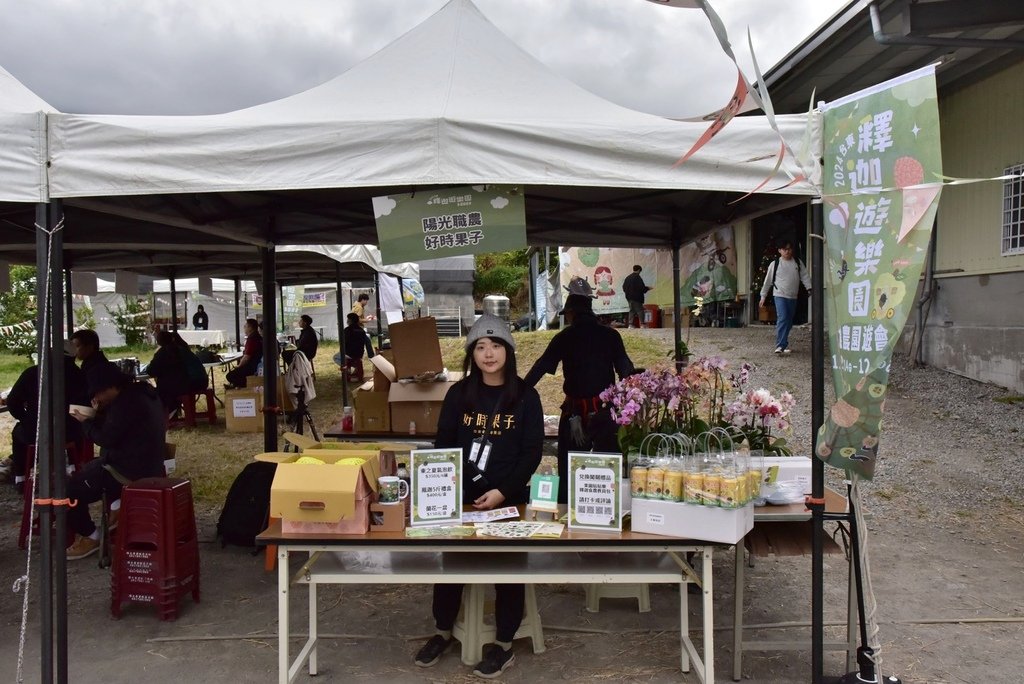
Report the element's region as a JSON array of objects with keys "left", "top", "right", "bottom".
[
  {"left": 74, "top": 304, "right": 96, "bottom": 331},
  {"left": 0, "top": 265, "right": 38, "bottom": 360},
  {"left": 107, "top": 296, "right": 150, "bottom": 347}
]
